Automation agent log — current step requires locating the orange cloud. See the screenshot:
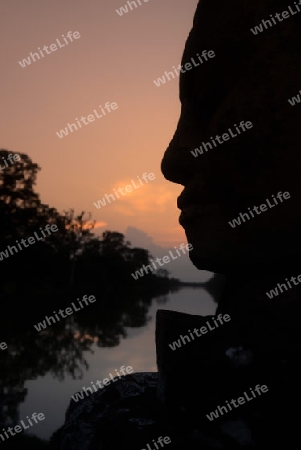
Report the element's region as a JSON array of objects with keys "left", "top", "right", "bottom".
[
  {"left": 107, "top": 182, "right": 175, "bottom": 215},
  {"left": 91, "top": 221, "right": 107, "bottom": 229}
]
